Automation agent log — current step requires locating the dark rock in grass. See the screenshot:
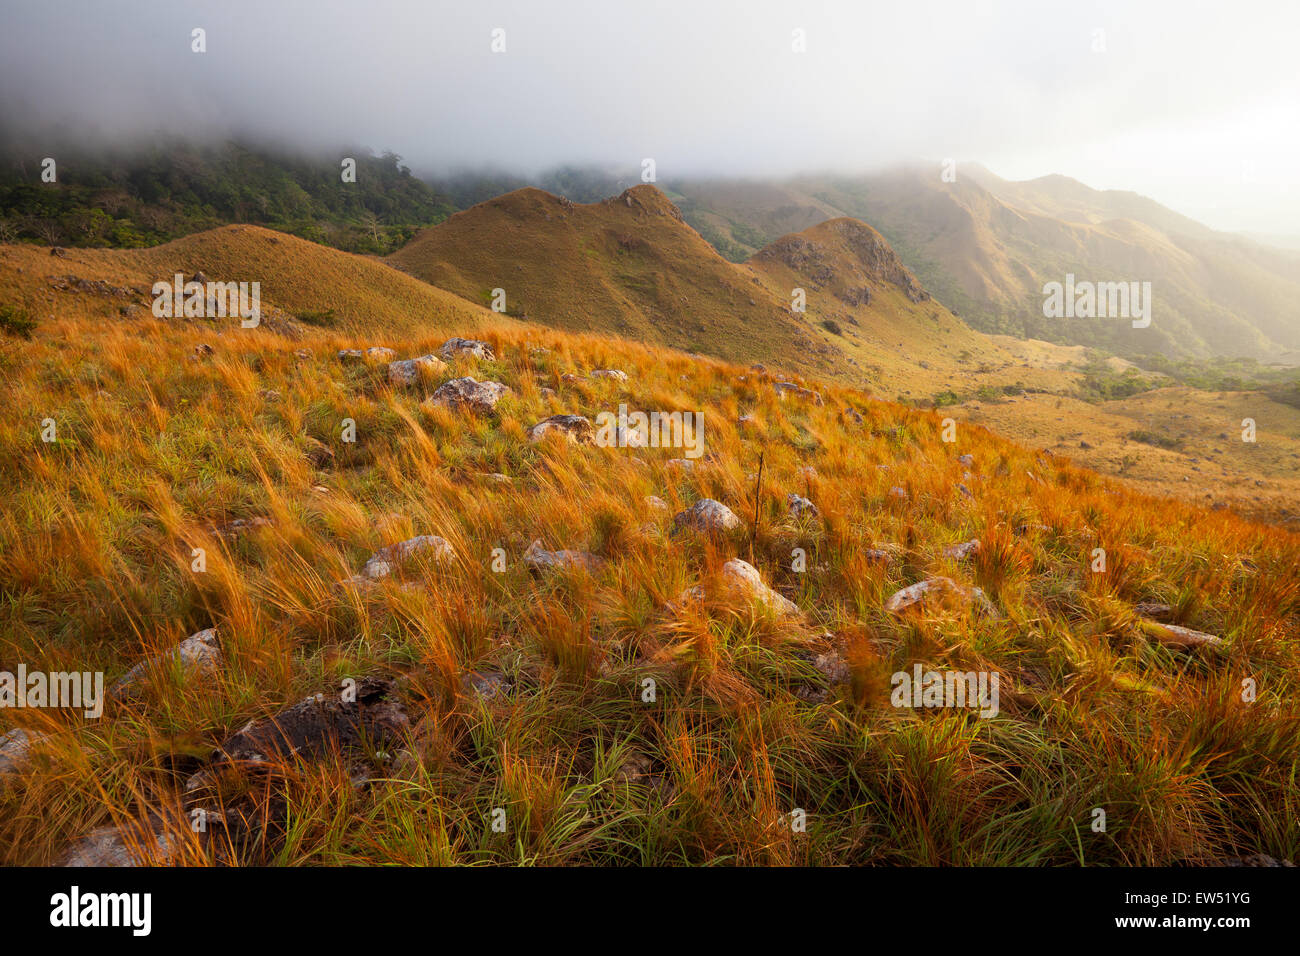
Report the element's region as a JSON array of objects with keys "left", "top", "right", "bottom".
[{"left": 183, "top": 678, "right": 409, "bottom": 854}]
